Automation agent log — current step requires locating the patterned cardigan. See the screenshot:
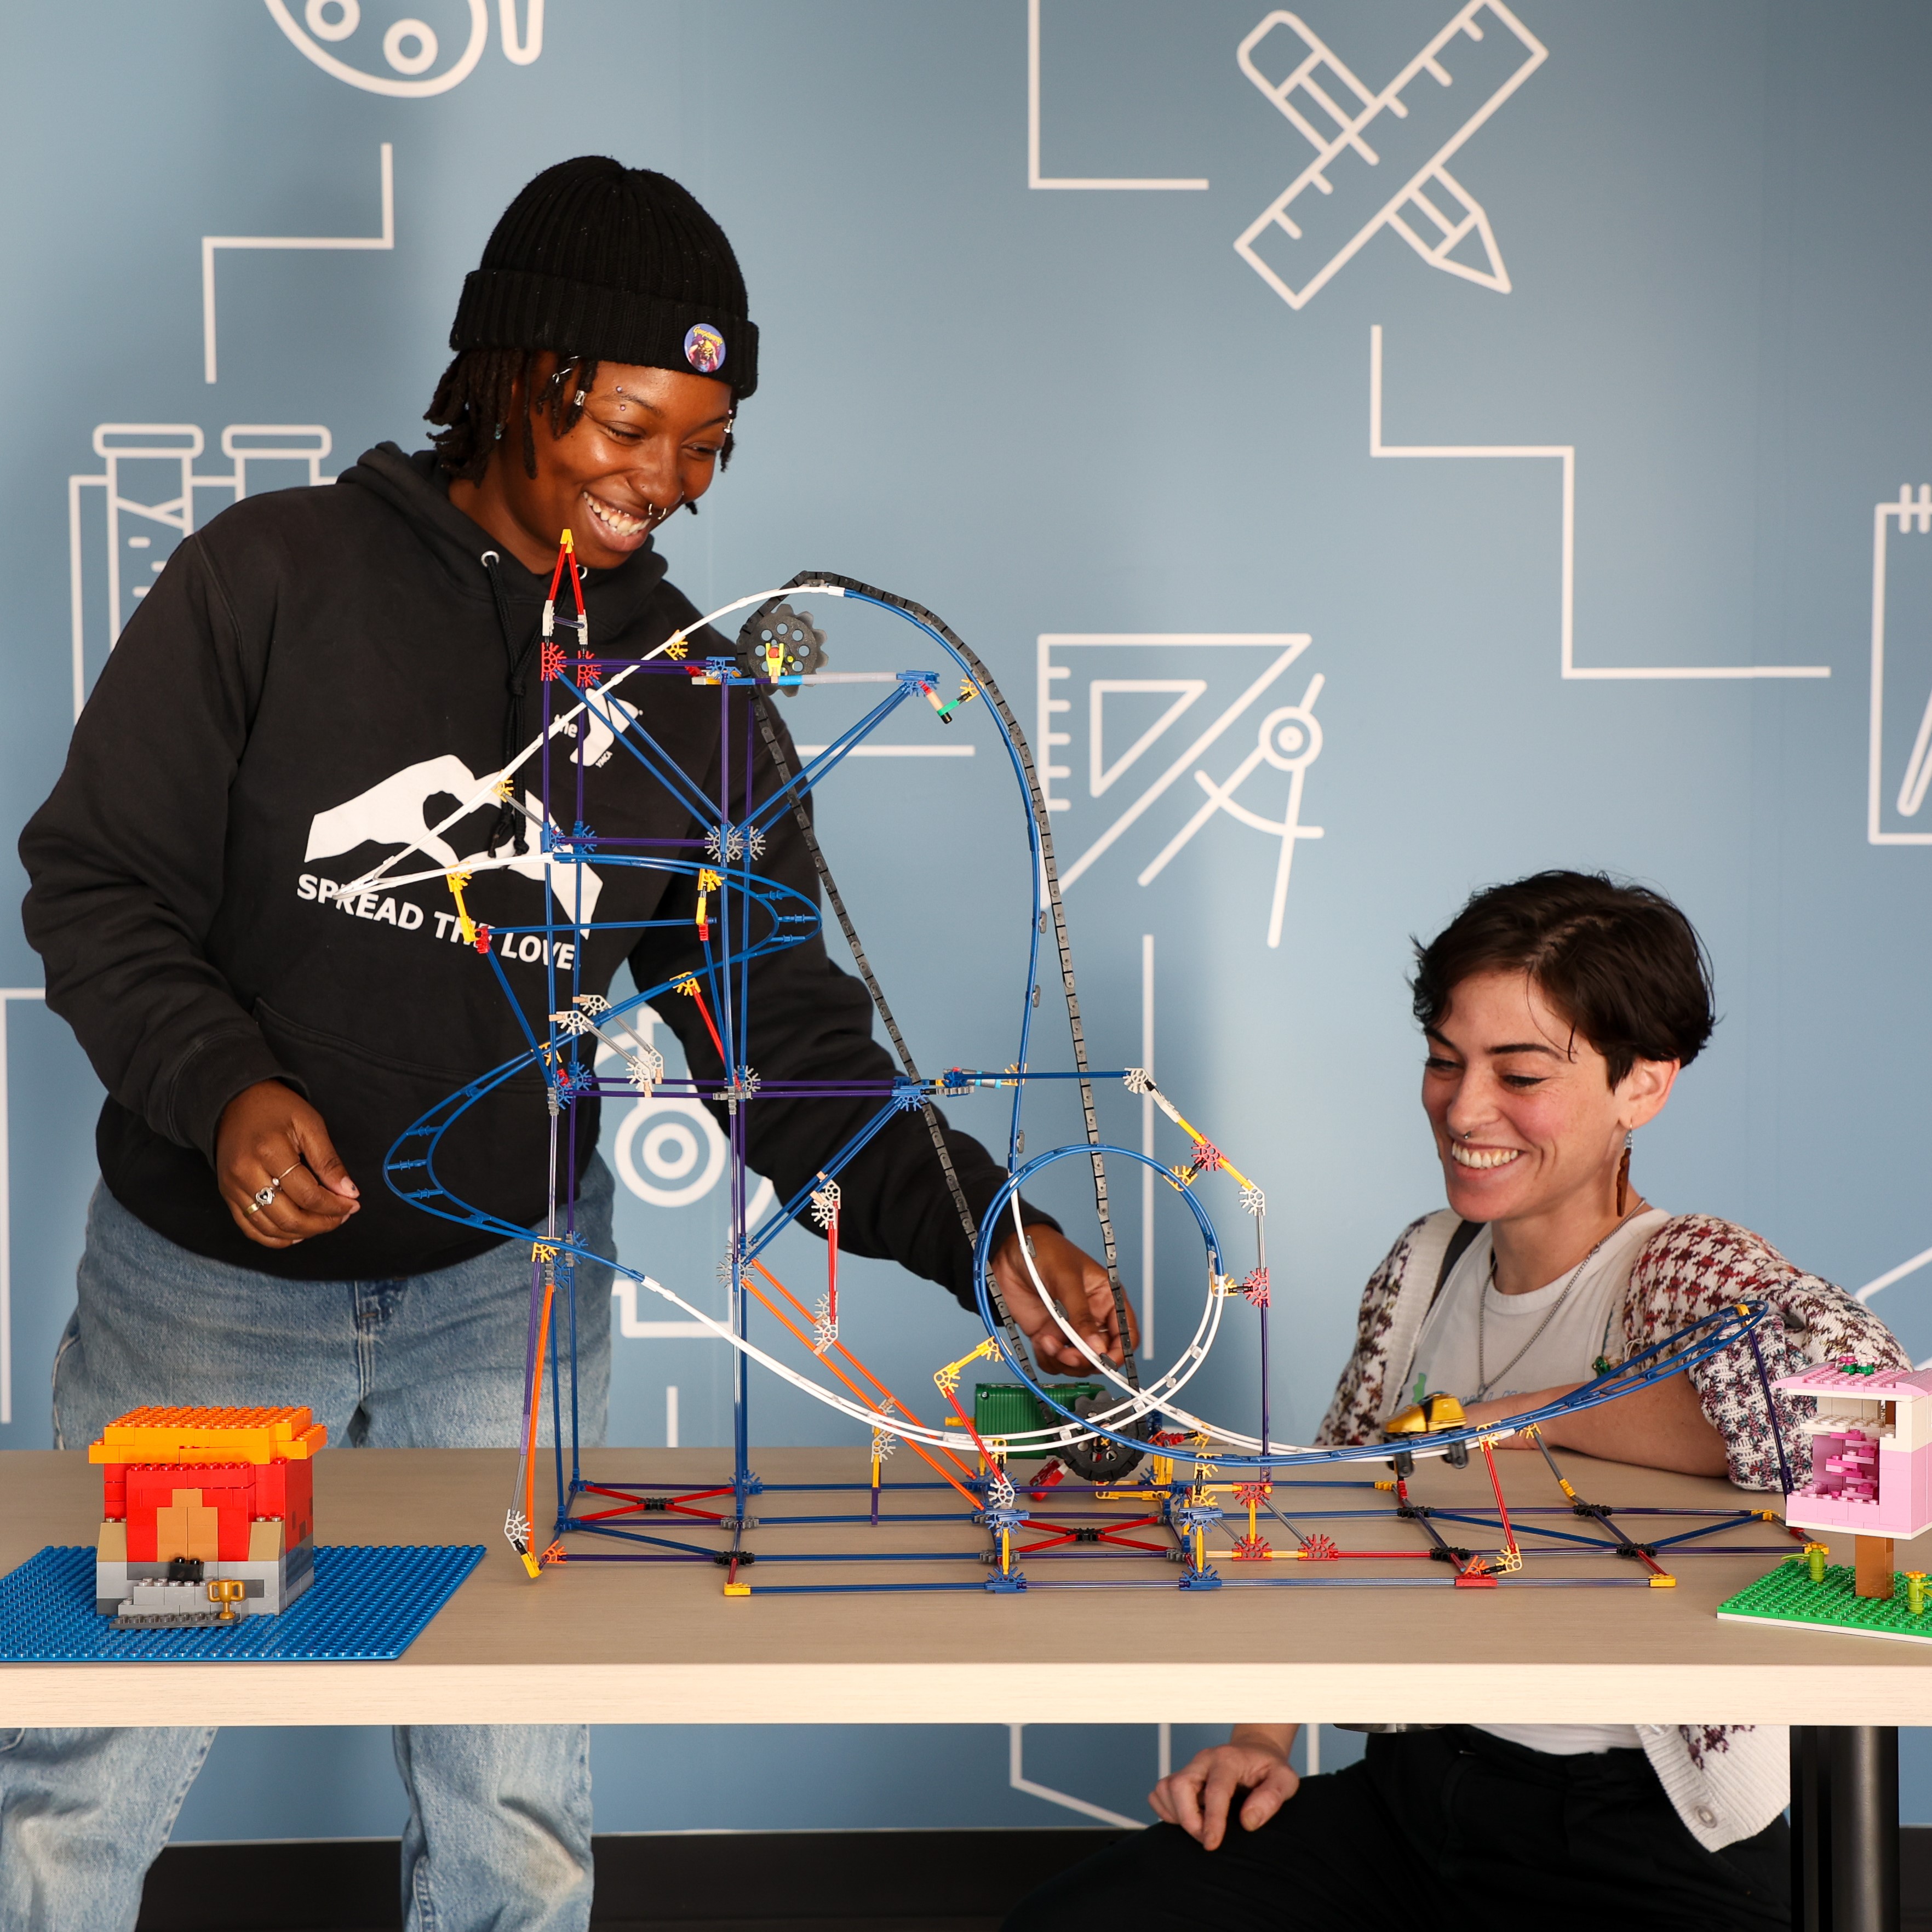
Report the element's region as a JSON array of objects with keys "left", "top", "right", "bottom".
[{"left": 1314, "top": 1209, "right": 1910, "bottom": 1850}]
